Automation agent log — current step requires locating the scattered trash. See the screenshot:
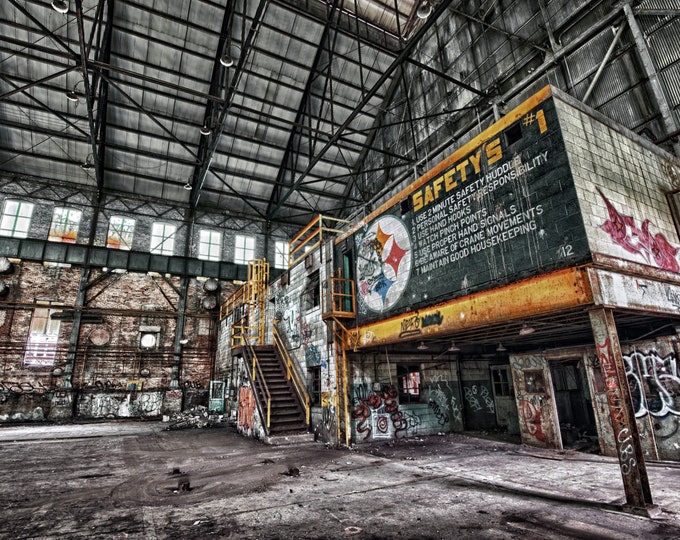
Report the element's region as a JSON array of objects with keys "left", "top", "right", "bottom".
[
  {"left": 164, "top": 406, "right": 224, "bottom": 430},
  {"left": 282, "top": 467, "right": 300, "bottom": 477},
  {"left": 344, "top": 526, "right": 362, "bottom": 535}
]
